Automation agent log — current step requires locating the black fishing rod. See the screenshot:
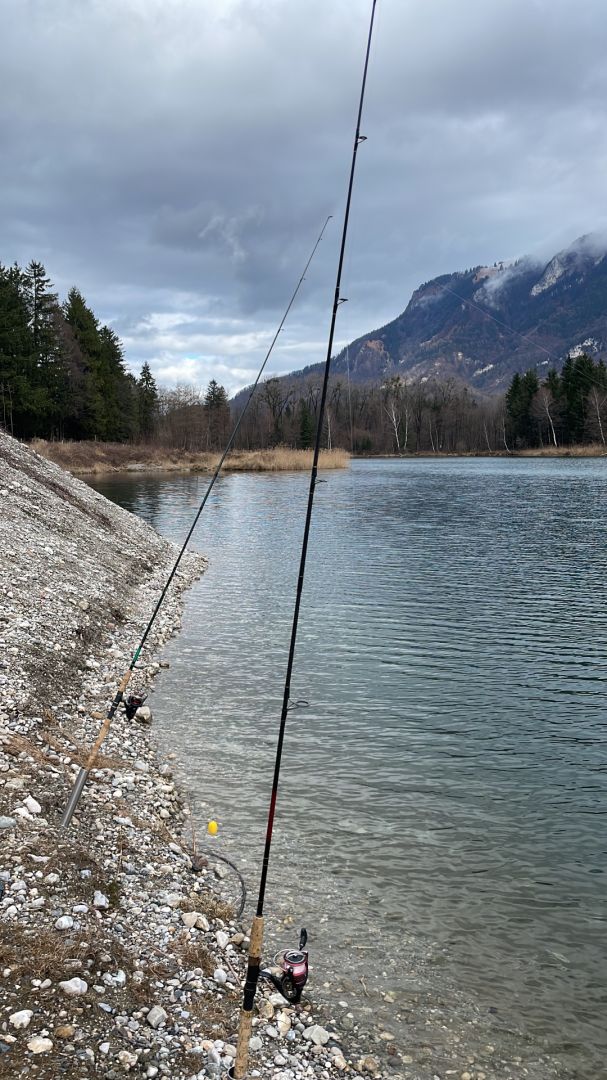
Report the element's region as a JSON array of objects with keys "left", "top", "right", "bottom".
[
  {"left": 60, "top": 214, "right": 332, "bottom": 829},
  {"left": 231, "top": 4, "right": 378, "bottom": 1077}
]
